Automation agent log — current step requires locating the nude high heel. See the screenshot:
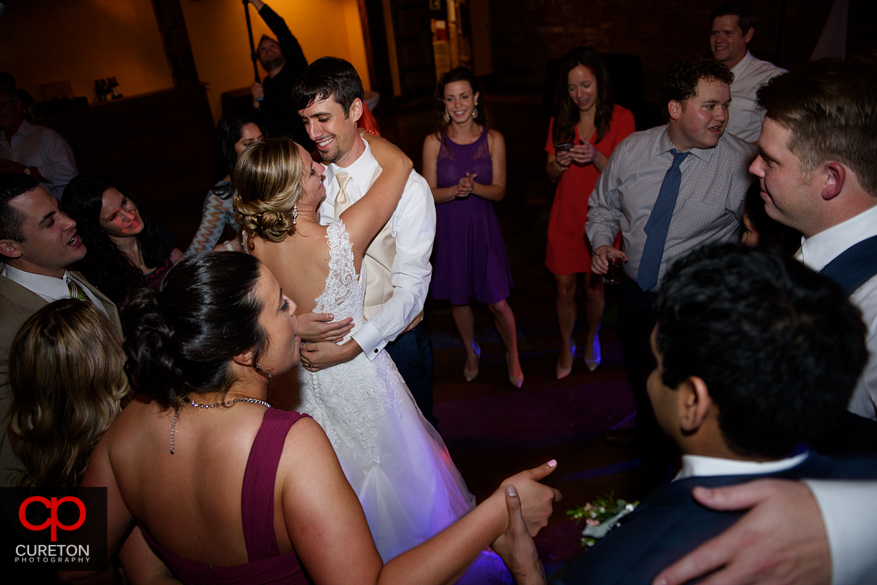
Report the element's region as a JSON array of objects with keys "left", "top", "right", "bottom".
[
  {"left": 585, "top": 334, "right": 601, "bottom": 372},
  {"left": 506, "top": 352, "right": 524, "bottom": 389},
  {"left": 556, "top": 341, "right": 575, "bottom": 380},
  {"left": 463, "top": 342, "right": 481, "bottom": 382}
]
